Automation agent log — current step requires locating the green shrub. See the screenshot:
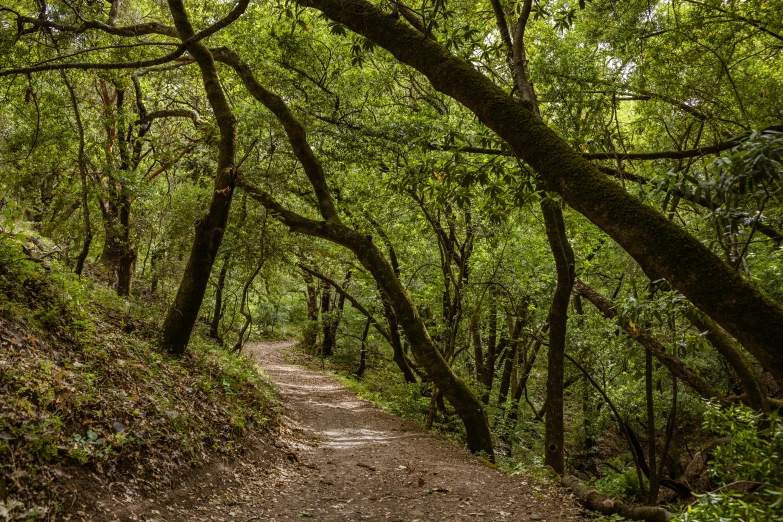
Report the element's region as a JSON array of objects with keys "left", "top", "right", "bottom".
[
  {"left": 593, "top": 459, "right": 644, "bottom": 499},
  {"left": 679, "top": 404, "right": 783, "bottom": 521}
]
